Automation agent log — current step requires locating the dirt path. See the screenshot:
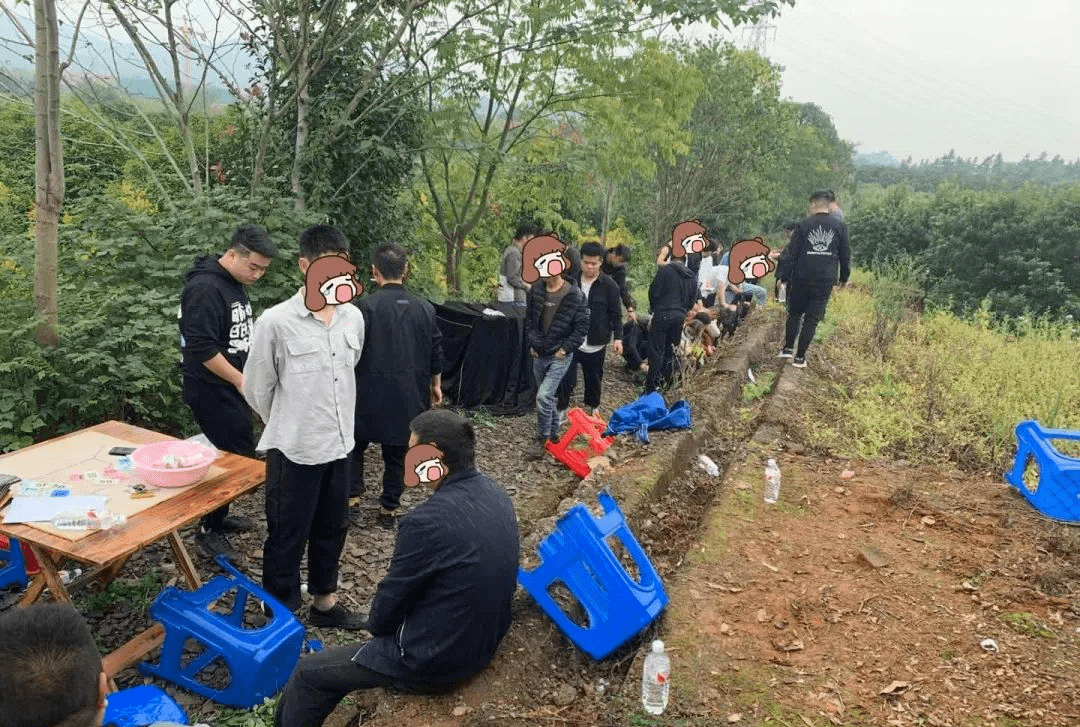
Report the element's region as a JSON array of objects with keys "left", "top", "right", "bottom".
[{"left": 659, "top": 363, "right": 1080, "bottom": 727}]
